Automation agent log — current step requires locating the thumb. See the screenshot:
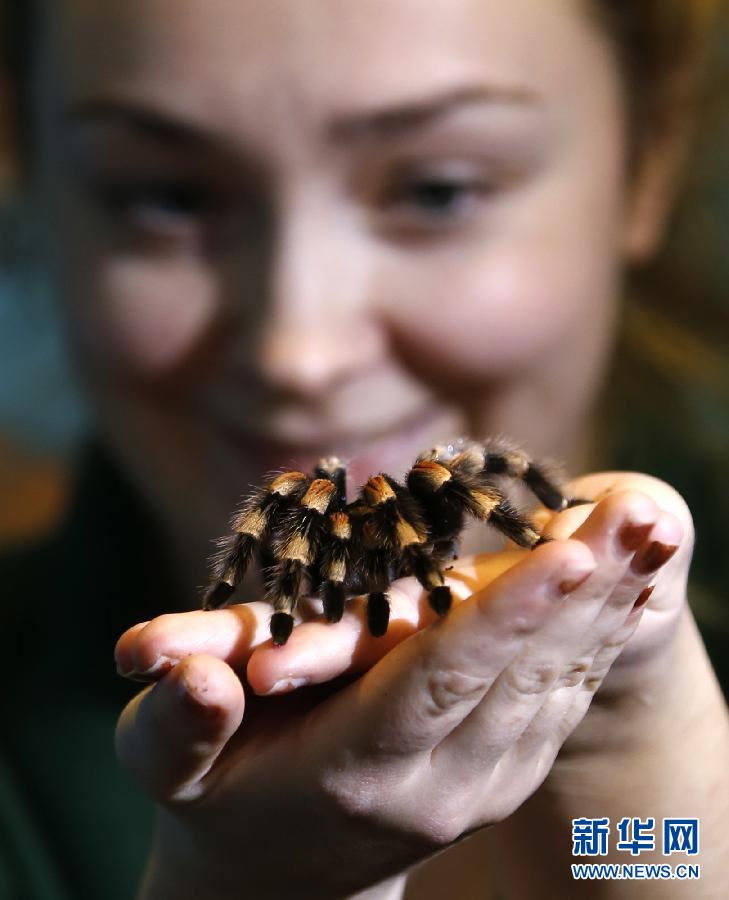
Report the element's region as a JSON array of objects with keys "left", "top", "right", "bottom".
[{"left": 115, "top": 653, "right": 245, "bottom": 803}]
